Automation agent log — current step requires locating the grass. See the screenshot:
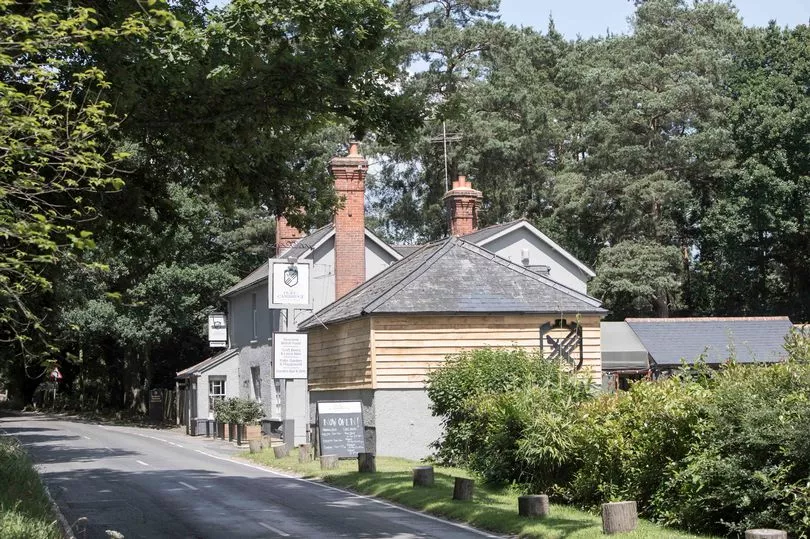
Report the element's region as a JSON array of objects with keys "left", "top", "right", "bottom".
[
  {"left": 244, "top": 450, "right": 715, "bottom": 539},
  {"left": 0, "top": 437, "right": 60, "bottom": 539}
]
